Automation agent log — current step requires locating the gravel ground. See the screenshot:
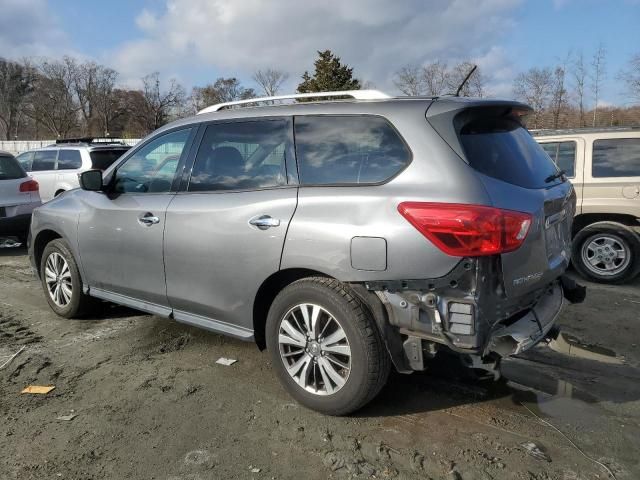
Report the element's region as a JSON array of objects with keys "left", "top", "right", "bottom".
[{"left": 1, "top": 245, "right": 639, "bottom": 480}]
